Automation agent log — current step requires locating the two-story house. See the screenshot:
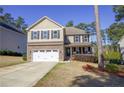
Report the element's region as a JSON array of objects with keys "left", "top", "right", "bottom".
[{"left": 27, "top": 16, "right": 93, "bottom": 62}]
